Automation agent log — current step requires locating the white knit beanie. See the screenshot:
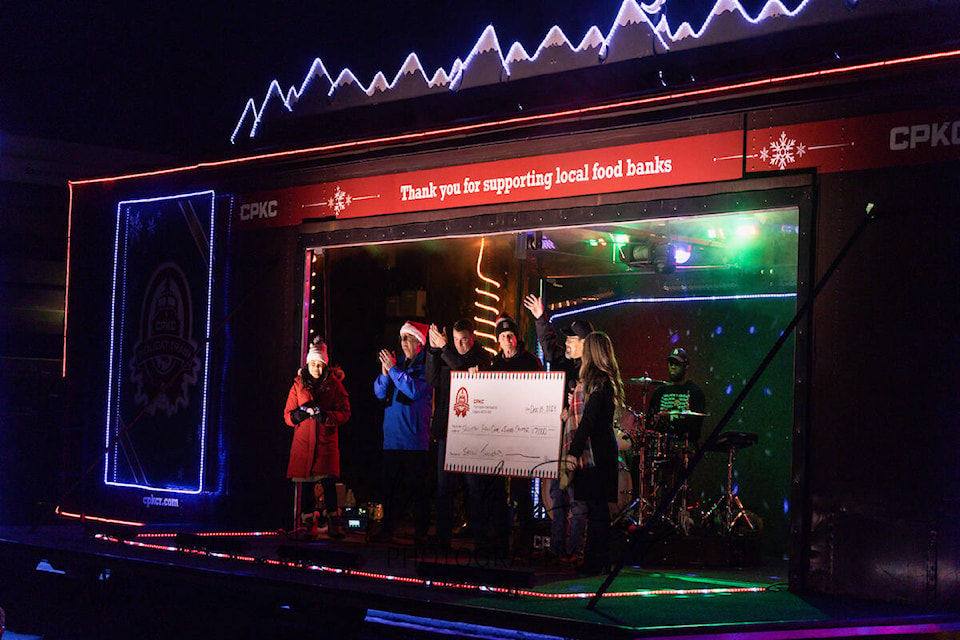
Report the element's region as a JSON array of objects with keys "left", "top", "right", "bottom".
[{"left": 306, "top": 341, "right": 328, "bottom": 365}]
